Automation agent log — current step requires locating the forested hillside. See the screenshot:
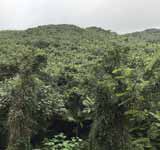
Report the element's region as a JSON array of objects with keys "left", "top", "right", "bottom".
[{"left": 0, "top": 25, "right": 160, "bottom": 150}]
